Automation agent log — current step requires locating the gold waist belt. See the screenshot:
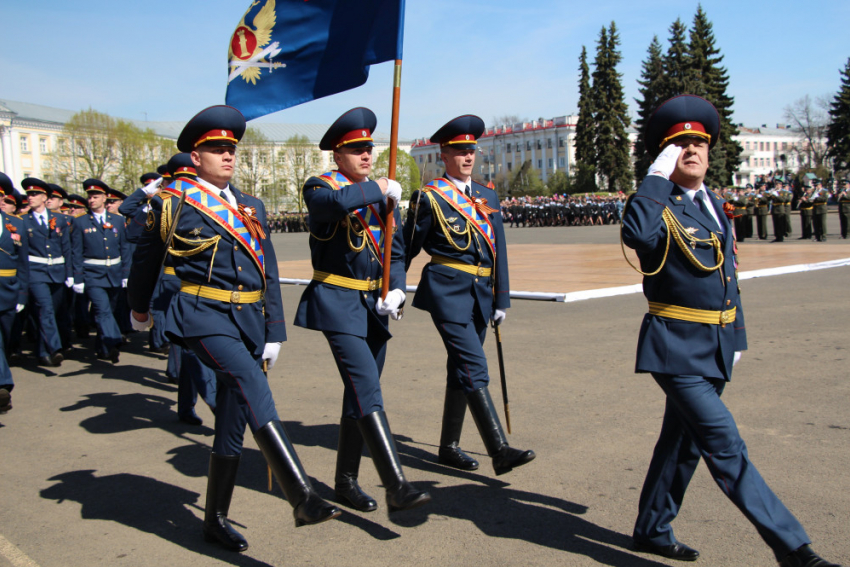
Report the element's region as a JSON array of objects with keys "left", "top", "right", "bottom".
[
  {"left": 0, "top": 269, "right": 16, "bottom": 277},
  {"left": 163, "top": 267, "right": 176, "bottom": 276},
  {"left": 180, "top": 282, "right": 263, "bottom": 304},
  {"left": 735, "top": 207, "right": 747, "bottom": 210},
  {"left": 312, "top": 270, "right": 381, "bottom": 291},
  {"left": 648, "top": 301, "right": 737, "bottom": 327},
  {"left": 431, "top": 254, "right": 492, "bottom": 277}
]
